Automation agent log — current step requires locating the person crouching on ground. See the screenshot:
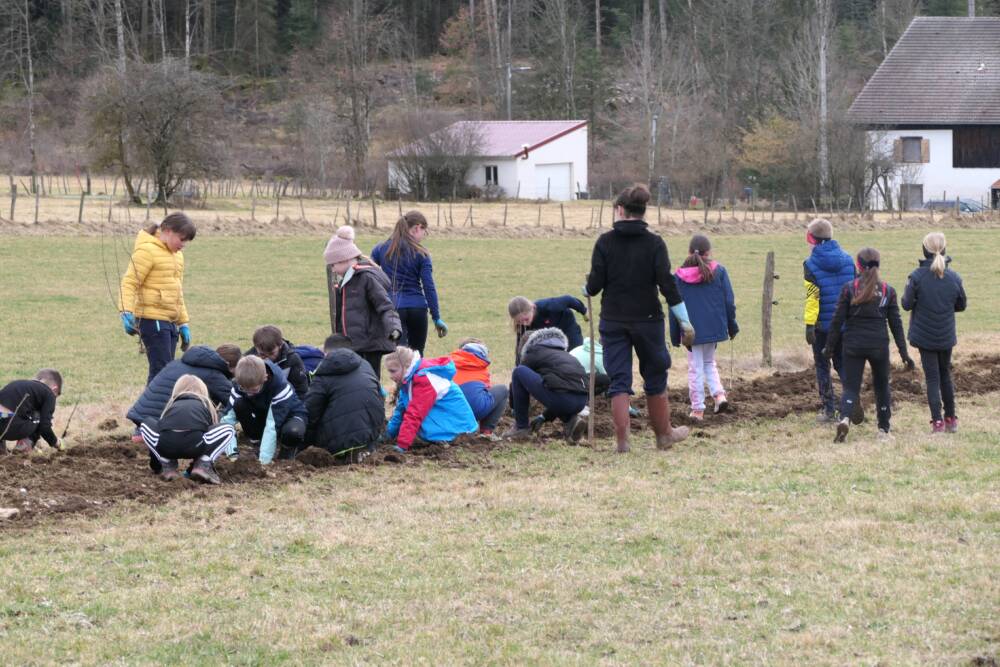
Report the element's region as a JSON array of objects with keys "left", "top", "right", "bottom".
[
  {"left": 901, "top": 232, "right": 967, "bottom": 433},
  {"left": 823, "top": 248, "right": 915, "bottom": 443},
  {"left": 669, "top": 234, "right": 739, "bottom": 421},
  {"left": 303, "top": 335, "right": 385, "bottom": 462},
  {"left": 325, "top": 225, "right": 402, "bottom": 382},
  {"left": 119, "top": 213, "right": 197, "bottom": 385},
  {"left": 450, "top": 338, "right": 509, "bottom": 439},
  {"left": 0, "top": 369, "right": 63, "bottom": 454},
  {"left": 584, "top": 183, "right": 692, "bottom": 453},
  {"left": 139, "top": 375, "right": 236, "bottom": 484},
  {"left": 508, "top": 295, "right": 588, "bottom": 363},
  {"left": 384, "top": 346, "right": 478, "bottom": 454},
  {"left": 221, "top": 355, "right": 308, "bottom": 463},
  {"left": 502, "top": 327, "right": 590, "bottom": 444},
  {"left": 246, "top": 324, "right": 310, "bottom": 399}
]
